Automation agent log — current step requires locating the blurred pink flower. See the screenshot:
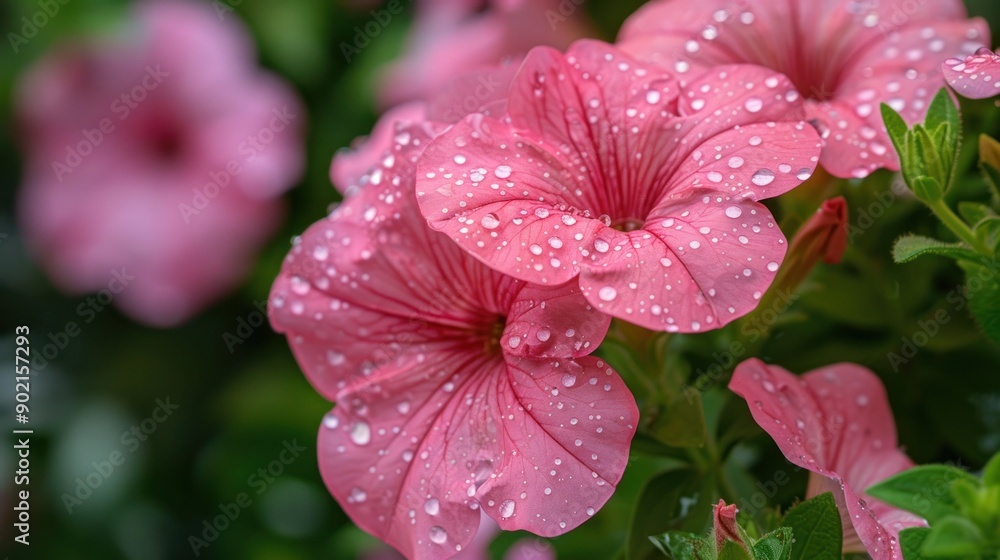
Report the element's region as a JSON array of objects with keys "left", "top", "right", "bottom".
[
  {"left": 730, "top": 359, "right": 925, "bottom": 560},
  {"left": 618, "top": 0, "right": 989, "bottom": 179},
  {"left": 944, "top": 47, "right": 1000, "bottom": 99},
  {"left": 269, "top": 122, "right": 637, "bottom": 560},
  {"left": 16, "top": 0, "right": 304, "bottom": 326},
  {"left": 416, "top": 40, "right": 822, "bottom": 332},
  {"left": 376, "top": 0, "right": 588, "bottom": 107},
  {"left": 332, "top": 62, "right": 519, "bottom": 198}
]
